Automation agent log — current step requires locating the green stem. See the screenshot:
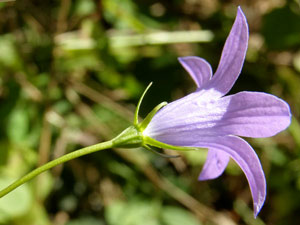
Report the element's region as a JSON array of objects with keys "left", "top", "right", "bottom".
[{"left": 0, "top": 140, "right": 114, "bottom": 198}]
